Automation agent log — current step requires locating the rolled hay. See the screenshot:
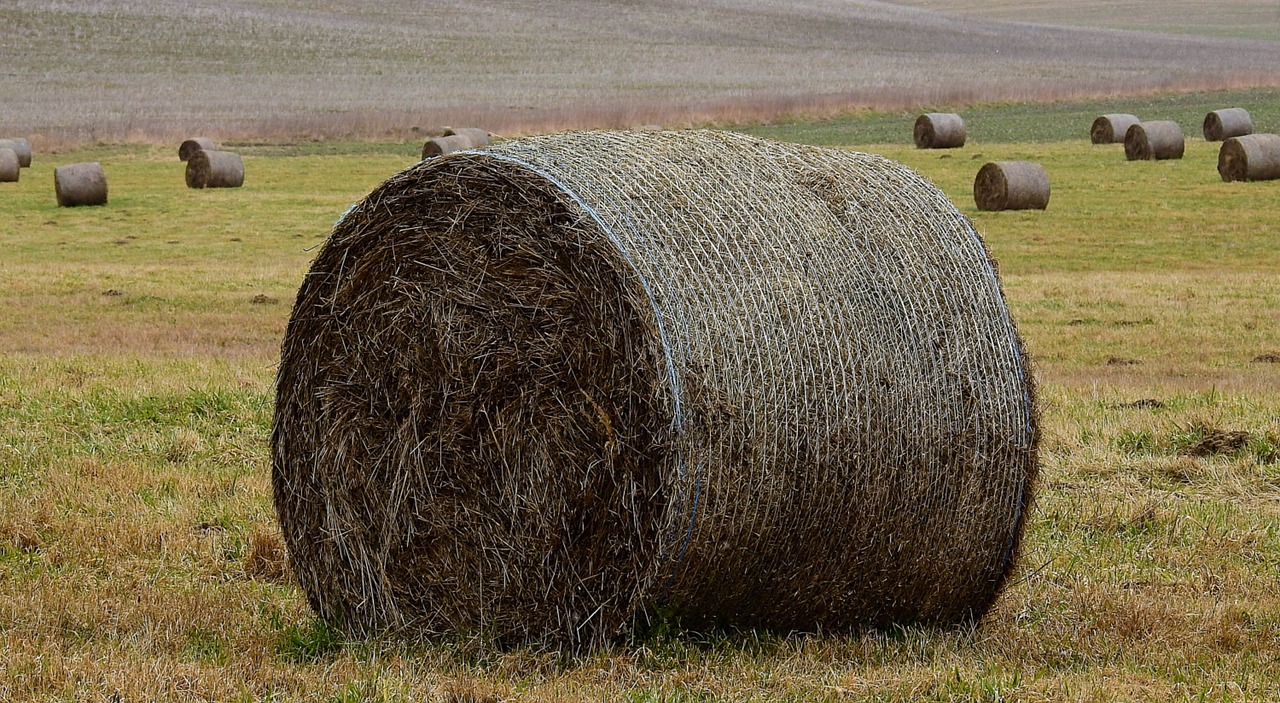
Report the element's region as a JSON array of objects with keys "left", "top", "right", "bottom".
[
  {"left": 54, "top": 162, "right": 107, "bottom": 206},
  {"left": 421, "top": 134, "right": 475, "bottom": 159},
  {"left": 1203, "top": 108, "right": 1253, "bottom": 142},
  {"left": 0, "top": 148, "right": 18, "bottom": 182},
  {"left": 442, "top": 127, "right": 491, "bottom": 148},
  {"left": 1124, "top": 121, "right": 1185, "bottom": 160},
  {"left": 0, "top": 138, "right": 32, "bottom": 167},
  {"left": 1090, "top": 114, "right": 1140, "bottom": 144},
  {"left": 974, "top": 161, "right": 1050, "bottom": 211},
  {"left": 178, "top": 137, "right": 218, "bottom": 162},
  {"left": 185, "top": 149, "right": 244, "bottom": 188},
  {"left": 1218, "top": 133, "right": 1280, "bottom": 182},
  {"left": 913, "top": 113, "right": 966, "bottom": 149},
  {"left": 273, "top": 129, "right": 1039, "bottom": 649}
]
